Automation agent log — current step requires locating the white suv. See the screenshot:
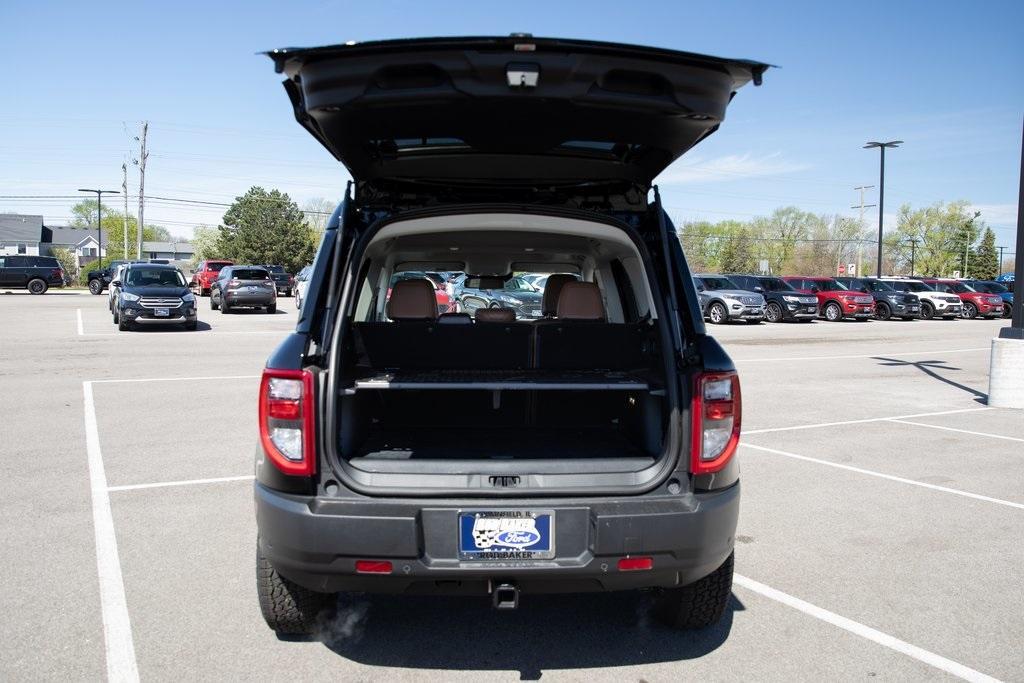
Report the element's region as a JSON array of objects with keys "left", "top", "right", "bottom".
[{"left": 880, "top": 278, "right": 962, "bottom": 320}]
